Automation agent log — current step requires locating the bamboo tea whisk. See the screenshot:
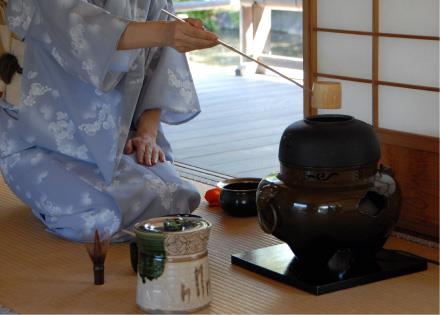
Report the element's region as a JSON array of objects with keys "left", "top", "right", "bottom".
[{"left": 85, "top": 229, "right": 110, "bottom": 285}]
